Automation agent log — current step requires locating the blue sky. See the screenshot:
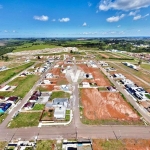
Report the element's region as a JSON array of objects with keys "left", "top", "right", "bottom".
[{"left": 0, "top": 0, "right": 150, "bottom": 38}]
